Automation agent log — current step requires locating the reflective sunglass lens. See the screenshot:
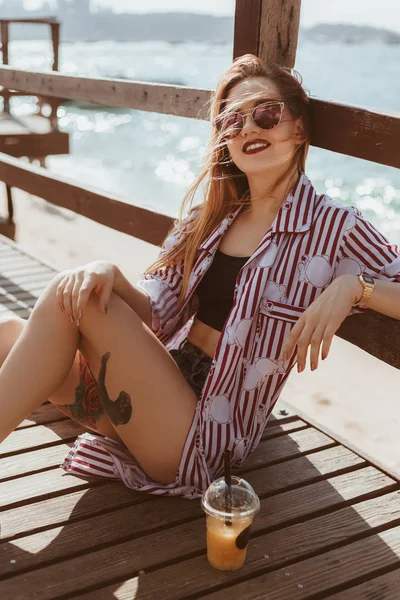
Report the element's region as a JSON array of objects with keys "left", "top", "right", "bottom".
[
  {"left": 223, "top": 113, "right": 244, "bottom": 138},
  {"left": 253, "top": 104, "right": 282, "bottom": 130}
]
